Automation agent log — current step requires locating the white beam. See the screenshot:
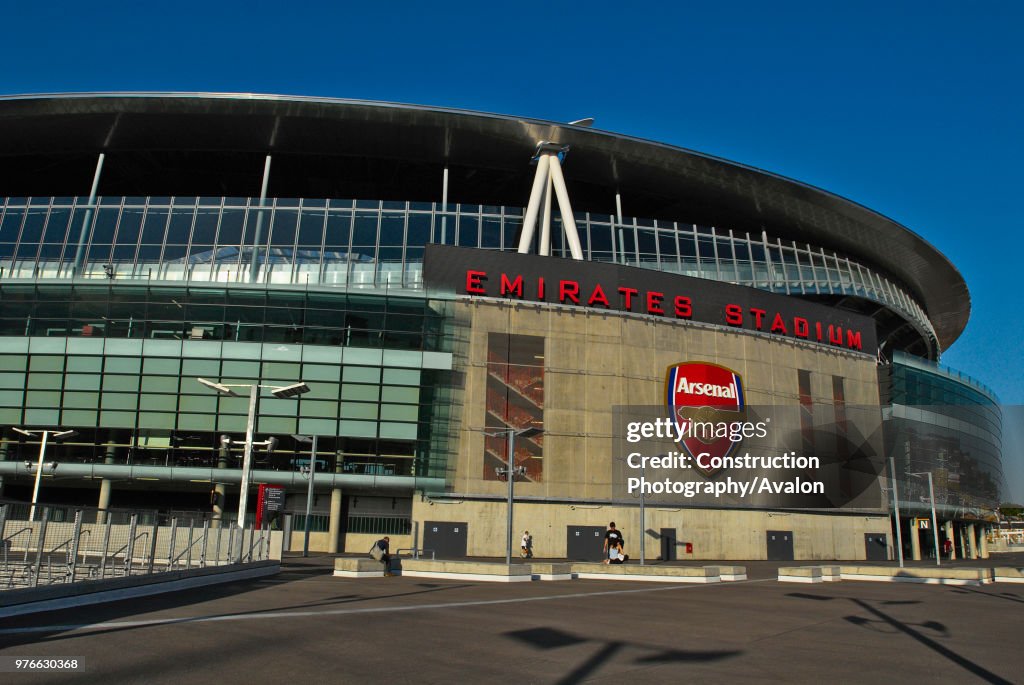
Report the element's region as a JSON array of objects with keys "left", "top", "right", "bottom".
[
  {"left": 547, "top": 155, "right": 584, "bottom": 260},
  {"left": 517, "top": 154, "right": 551, "bottom": 254}
]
